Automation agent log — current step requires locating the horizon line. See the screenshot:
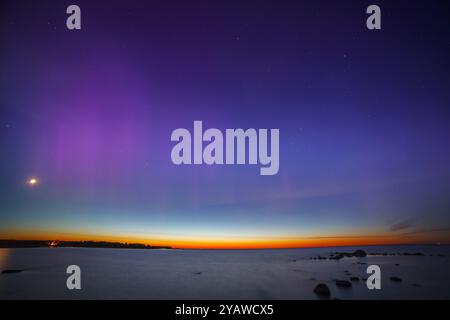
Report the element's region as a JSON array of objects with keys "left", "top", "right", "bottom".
[{"left": 1, "top": 238, "right": 448, "bottom": 250}]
